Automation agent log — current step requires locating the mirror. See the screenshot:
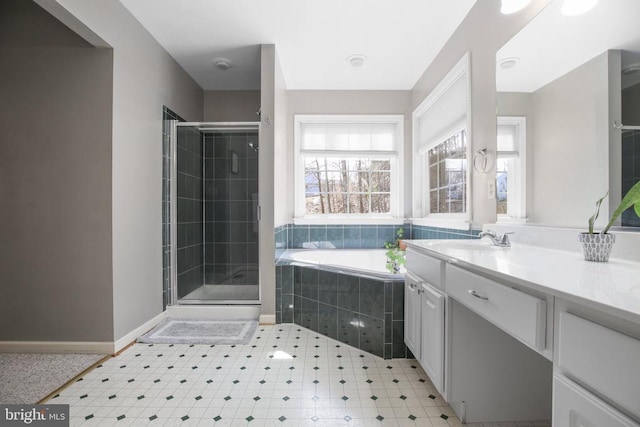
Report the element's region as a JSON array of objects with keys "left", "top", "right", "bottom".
[{"left": 496, "top": 0, "right": 640, "bottom": 228}]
